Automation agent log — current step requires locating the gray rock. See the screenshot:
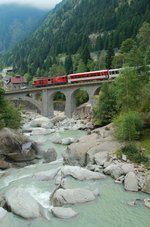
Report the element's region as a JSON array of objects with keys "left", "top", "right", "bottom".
[
  {"left": 43, "top": 148, "right": 57, "bottom": 163},
  {"left": 124, "top": 172, "right": 138, "bottom": 192},
  {"left": 0, "top": 160, "right": 12, "bottom": 170},
  {"left": 30, "top": 117, "right": 53, "bottom": 128},
  {"left": 104, "top": 163, "right": 134, "bottom": 179},
  {"left": 63, "top": 124, "right": 121, "bottom": 167},
  {"left": 144, "top": 198, "right": 150, "bottom": 209},
  {"left": 51, "top": 133, "right": 62, "bottom": 144},
  {"left": 31, "top": 128, "right": 55, "bottom": 135},
  {"left": 33, "top": 168, "right": 60, "bottom": 181},
  {"left": 127, "top": 201, "right": 136, "bottom": 206},
  {"left": 115, "top": 175, "right": 125, "bottom": 184},
  {"left": 63, "top": 134, "right": 98, "bottom": 166},
  {"left": 61, "top": 137, "right": 74, "bottom": 145},
  {"left": 50, "top": 115, "right": 66, "bottom": 124},
  {"left": 142, "top": 174, "right": 150, "bottom": 194},
  {"left": 94, "top": 152, "right": 109, "bottom": 166},
  {"left": 5, "top": 187, "right": 47, "bottom": 219},
  {"left": 122, "top": 154, "right": 127, "bottom": 162},
  {"left": 0, "top": 128, "right": 28, "bottom": 155},
  {"left": 103, "top": 164, "right": 124, "bottom": 179},
  {"left": 121, "top": 164, "right": 134, "bottom": 174},
  {"left": 61, "top": 165, "right": 106, "bottom": 180},
  {"left": 52, "top": 188, "right": 99, "bottom": 206},
  {"left": 51, "top": 207, "right": 78, "bottom": 219}
]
